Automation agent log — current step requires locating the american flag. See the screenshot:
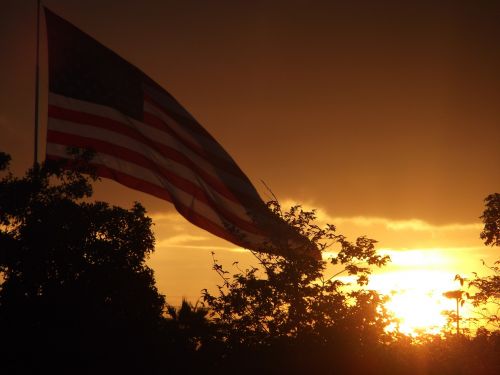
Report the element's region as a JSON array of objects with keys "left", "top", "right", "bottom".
[{"left": 44, "top": 8, "right": 319, "bottom": 259}]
